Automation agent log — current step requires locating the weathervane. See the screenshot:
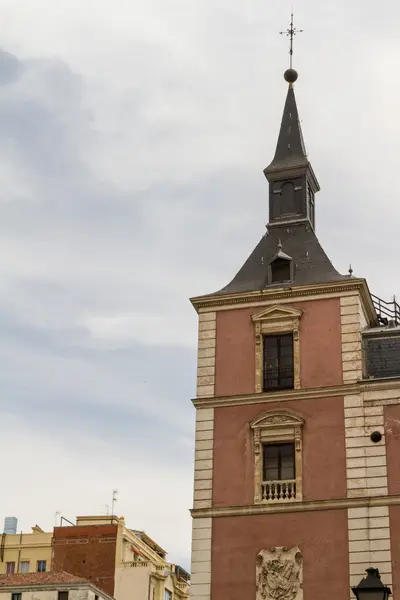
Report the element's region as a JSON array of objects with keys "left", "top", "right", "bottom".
[{"left": 279, "top": 13, "right": 303, "bottom": 69}]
